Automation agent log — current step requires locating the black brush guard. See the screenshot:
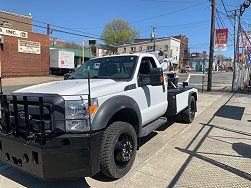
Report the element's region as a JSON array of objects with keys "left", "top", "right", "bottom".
[{"left": 0, "top": 94, "right": 102, "bottom": 180}]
